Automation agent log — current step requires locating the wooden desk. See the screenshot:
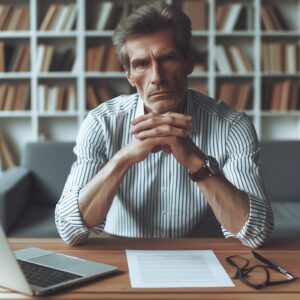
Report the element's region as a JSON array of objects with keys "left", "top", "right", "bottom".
[{"left": 1, "top": 238, "right": 300, "bottom": 299}]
